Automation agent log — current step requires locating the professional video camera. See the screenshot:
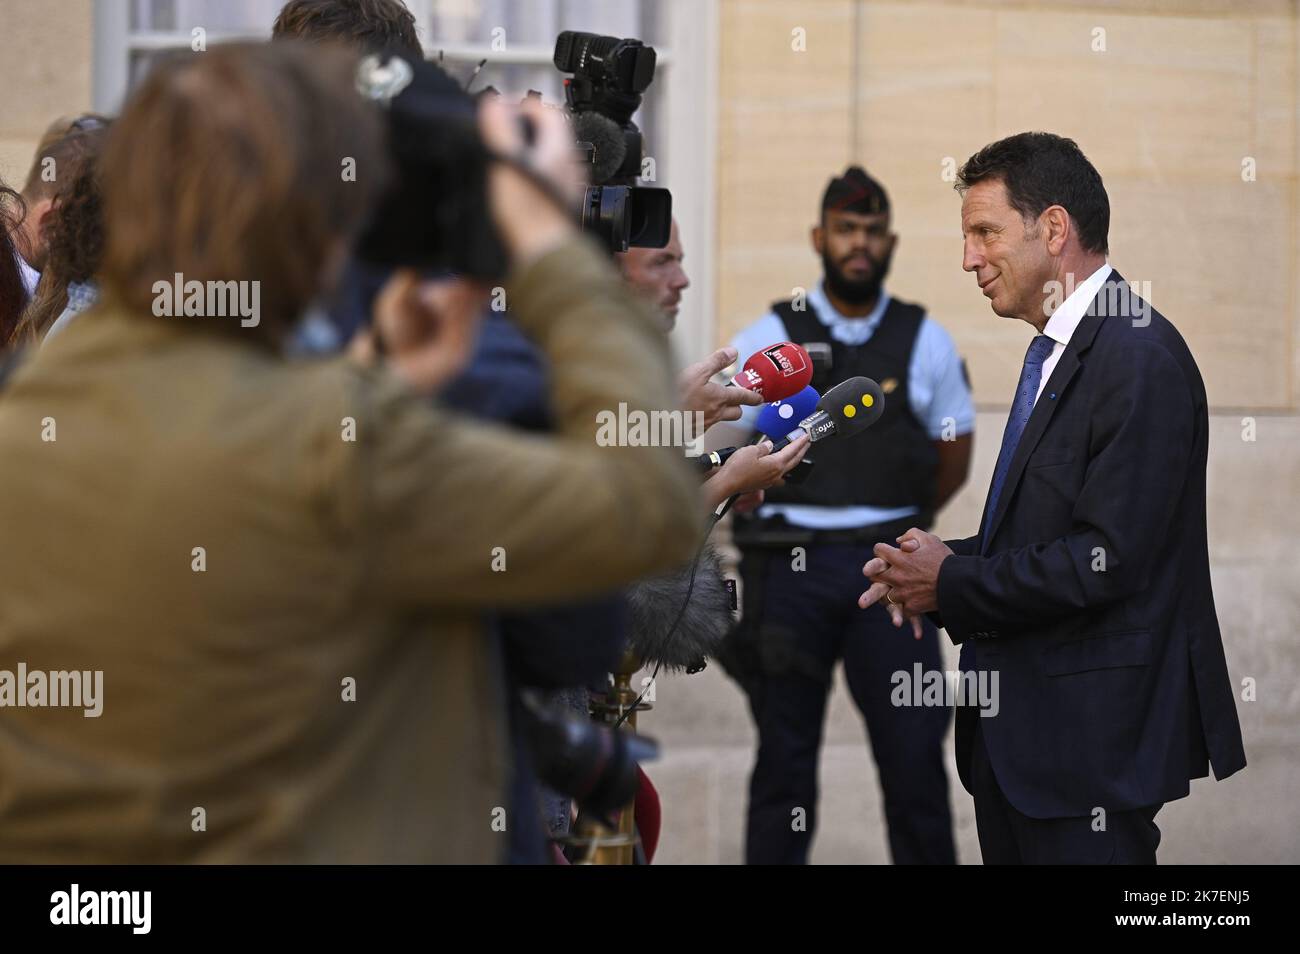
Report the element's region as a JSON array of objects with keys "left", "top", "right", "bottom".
[
  {"left": 552, "top": 31, "right": 672, "bottom": 253},
  {"left": 352, "top": 52, "right": 511, "bottom": 280},
  {"left": 519, "top": 690, "right": 657, "bottom": 820},
  {"left": 350, "top": 33, "right": 673, "bottom": 279}
]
